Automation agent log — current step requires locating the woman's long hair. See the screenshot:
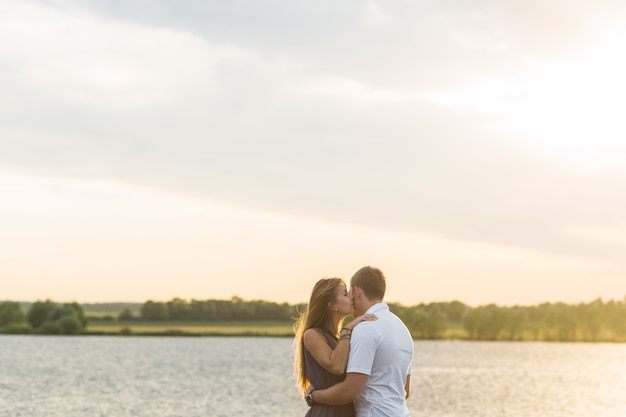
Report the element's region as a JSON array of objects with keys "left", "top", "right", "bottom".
[{"left": 293, "top": 277, "right": 344, "bottom": 394}]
